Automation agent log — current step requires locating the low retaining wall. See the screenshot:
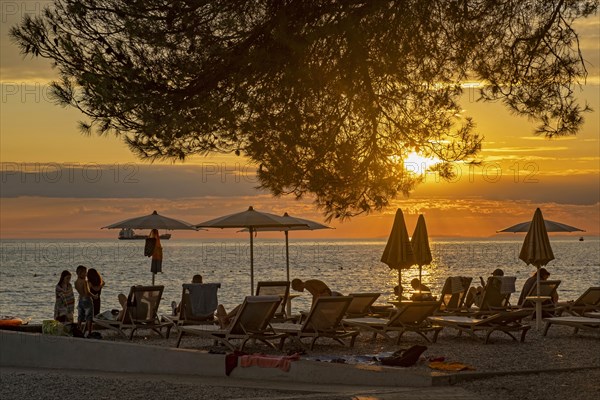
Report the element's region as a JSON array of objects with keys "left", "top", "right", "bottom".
[{"left": 0, "top": 331, "right": 436, "bottom": 387}]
